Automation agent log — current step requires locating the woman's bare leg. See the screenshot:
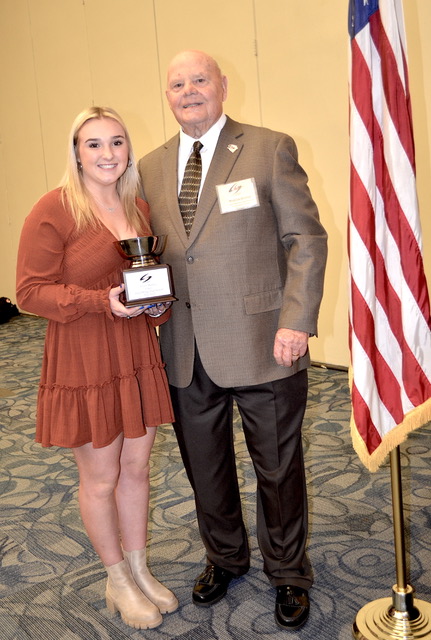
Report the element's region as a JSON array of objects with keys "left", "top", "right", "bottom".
[
  {"left": 73, "top": 433, "right": 124, "bottom": 566},
  {"left": 116, "top": 427, "right": 157, "bottom": 552}
]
